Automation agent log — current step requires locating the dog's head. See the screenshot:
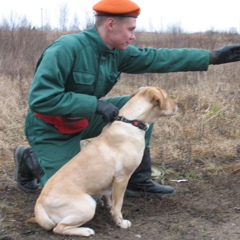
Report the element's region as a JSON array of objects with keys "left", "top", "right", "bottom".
[{"left": 128, "top": 86, "right": 178, "bottom": 123}]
